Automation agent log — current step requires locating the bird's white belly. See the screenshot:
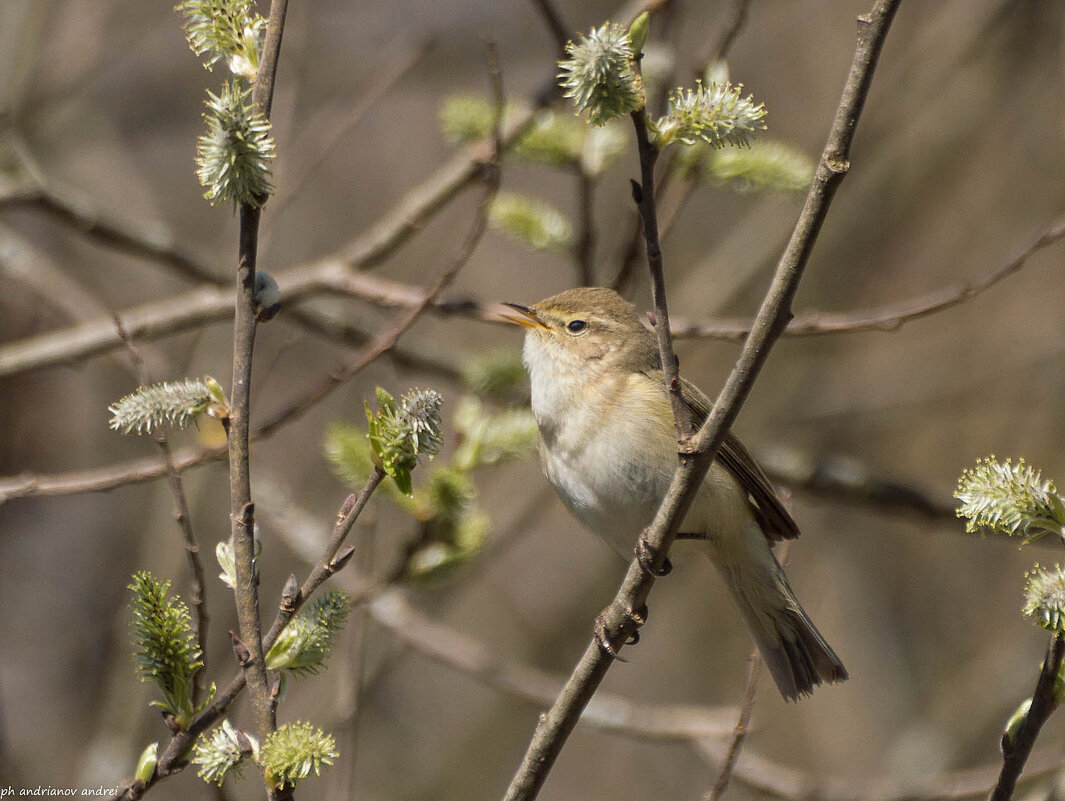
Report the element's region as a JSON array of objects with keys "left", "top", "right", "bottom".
[{"left": 537, "top": 408, "right": 754, "bottom": 559}]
